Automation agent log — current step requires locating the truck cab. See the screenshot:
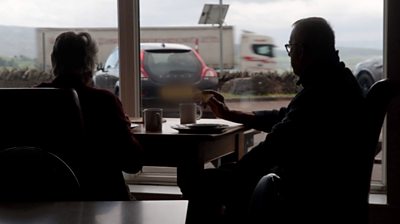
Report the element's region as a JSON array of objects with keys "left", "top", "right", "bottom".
[{"left": 239, "top": 31, "right": 276, "bottom": 74}]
